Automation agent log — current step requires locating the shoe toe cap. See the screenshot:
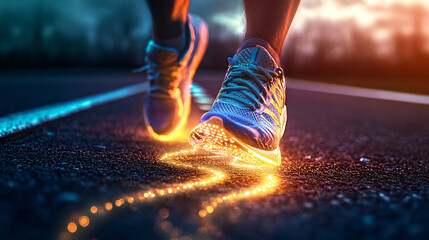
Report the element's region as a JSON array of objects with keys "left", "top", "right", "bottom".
[
  {"left": 201, "top": 111, "right": 278, "bottom": 150},
  {"left": 145, "top": 96, "right": 181, "bottom": 135}
]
